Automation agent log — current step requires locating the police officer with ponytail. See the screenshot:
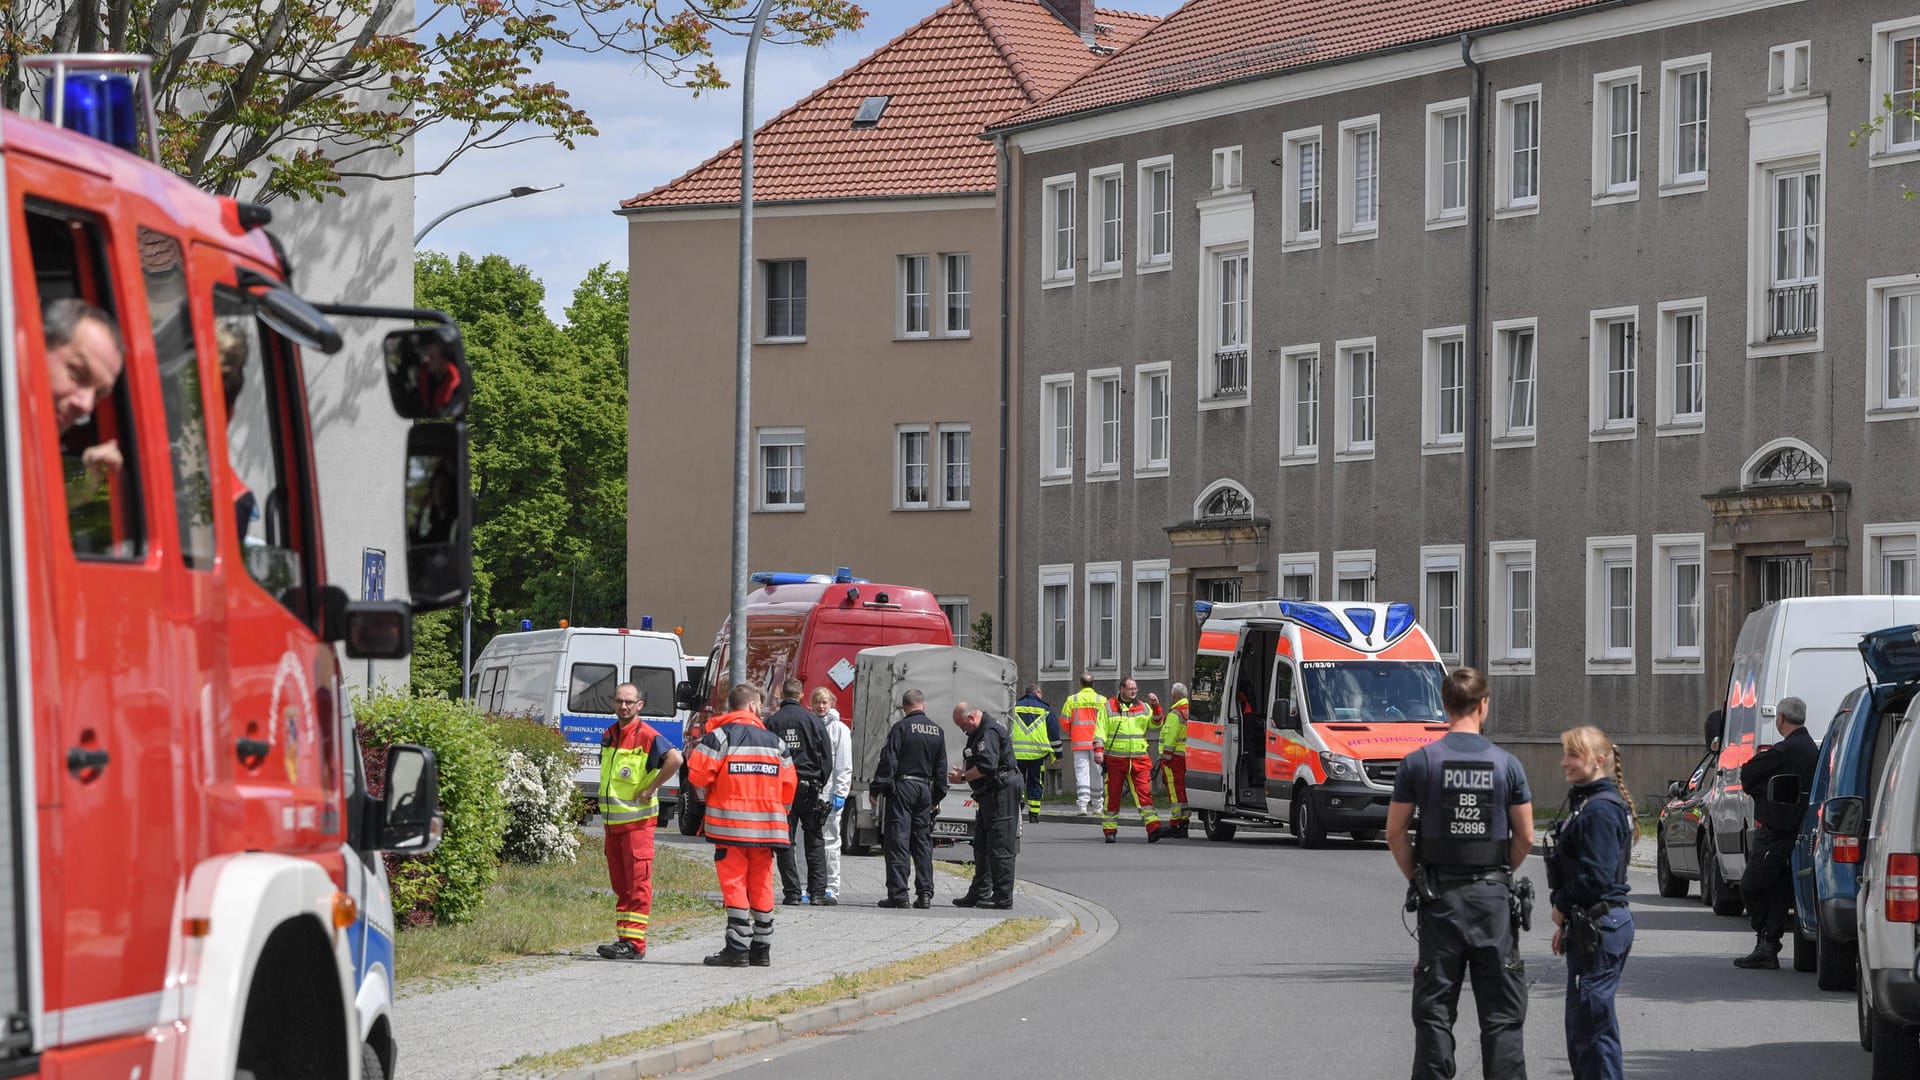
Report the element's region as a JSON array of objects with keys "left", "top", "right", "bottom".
[
  {"left": 1387, "top": 667, "right": 1535, "bottom": 1080},
  {"left": 1545, "top": 726, "right": 1635, "bottom": 1080}
]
